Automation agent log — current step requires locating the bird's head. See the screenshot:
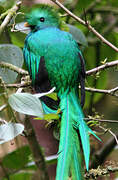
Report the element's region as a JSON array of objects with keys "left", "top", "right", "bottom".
[{"left": 24, "top": 5, "right": 60, "bottom": 31}]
